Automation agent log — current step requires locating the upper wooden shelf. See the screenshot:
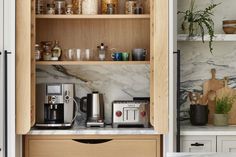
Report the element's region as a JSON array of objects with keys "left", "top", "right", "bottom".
[
  {"left": 36, "top": 61, "right": 150, "bottom": 65},
  {"left": 178, "top": 34, "right": 236, "bottom": 42},
  {"left": 36, "top": 14, "right": 150, "bottom": 19}
]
